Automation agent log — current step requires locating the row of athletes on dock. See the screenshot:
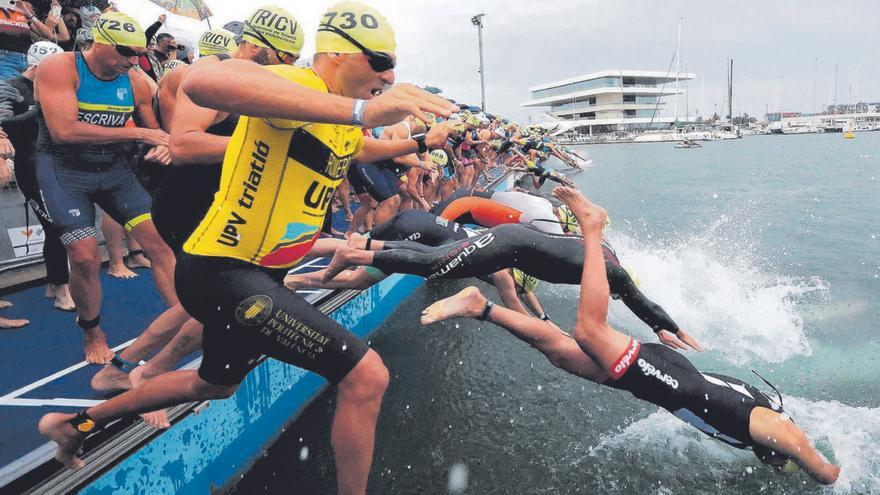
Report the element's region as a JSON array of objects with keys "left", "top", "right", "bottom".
[{"left": 0, "top": 2, "right": 839, "bottom": 492}]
